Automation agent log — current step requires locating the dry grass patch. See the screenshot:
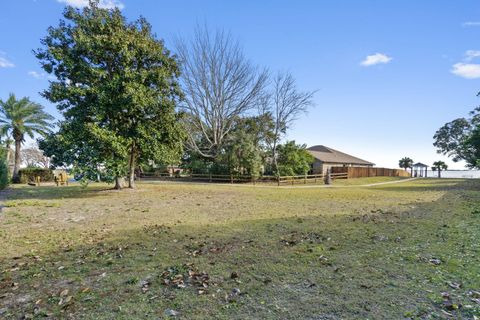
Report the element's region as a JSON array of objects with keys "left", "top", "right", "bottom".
[{"left": 0, "top": 179, "right": 479, "bottom": 319}]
